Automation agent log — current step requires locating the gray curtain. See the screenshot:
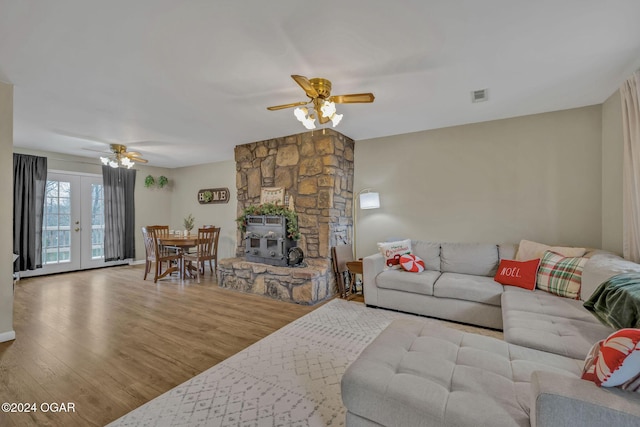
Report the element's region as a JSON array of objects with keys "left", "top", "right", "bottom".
[
  {"left": 13, "top": 153, "right": 47, "bottom": 272},
  {"left": 102, "top": 166, "right": 136, "bottom": 261}
]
